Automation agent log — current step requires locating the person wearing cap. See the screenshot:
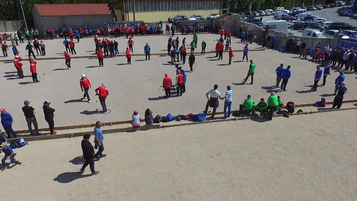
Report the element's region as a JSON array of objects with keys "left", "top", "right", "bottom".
[
  {"left": 30, "top": 58, "right": 39, "bottom": 82},
  {"left": 43, "top": 101, "right": 56, "bottom": 135},
  {"left": 132, "top": 110, "right": 141, "bottom": 128},
  {"left": 239, "top": 95, "right": 254, "bottom": 114},
  {"left": 80, "top": 74, "right": 91, "bottom": 103},
  {"left": 95, "top": 84, "right": 109, "bottom": 113},
  {"left": 94, "top": 121, "right": 106, "bottom": 158},
  {"left": 64, "top": 51, "right": 71, "bottom": 68},
  {"left": 243, "top": 60, "right": 255, "bottom": 84},
  {"left": 255, "top": 98, "right": 268, "bottom": 116},
  {"left": 80, "top": 134, "right": 99, "bottom": 175},
  {"left": 1, "top": 142, "right": 21, "bottom": 170},
  {"left": 204, "top": 84, "right": 224, "bottom": 119},
  {"left": 22, "top": 100, "right": 39, "bottom": 135},
  {"left": 268, "top": 92, "right": 279, "bottom": 120},
  {"left": 332, "top": 82, "right": 347, "bottom": 109},
  {"left": 311, "top": 65, "right": 322, "bottom": 91},
  {"left": 163, "top": 73, "right": 172, "bottom": 98},
  {"left": 1, "top": 109, "right": 17, "bottom": 138}
]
